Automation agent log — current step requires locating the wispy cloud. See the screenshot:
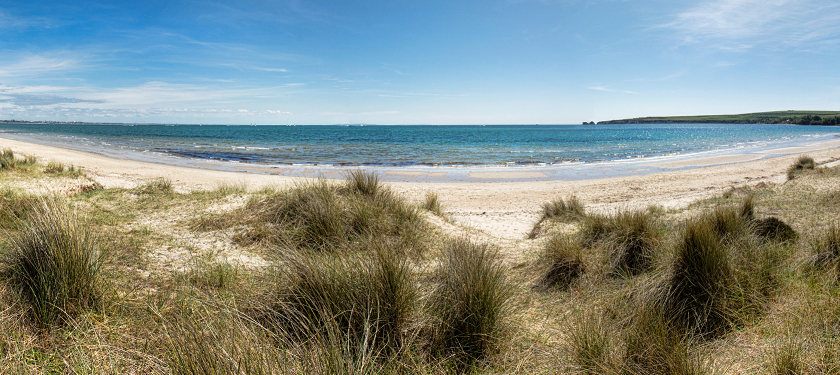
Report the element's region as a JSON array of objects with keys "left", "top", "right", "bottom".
[
  {"left": 0, "top": 93, "right": 103, "bottom": 106},
  {"left": 0, "top": 80, "right": 304, "bottom": 122},
  {"left": 0, "top": 54, "right": 82, "bottom": 77},
  {"left": 588, "top": 85, "right": 637, "bottom": 94},
  {"left": 0, "top": 10, "right": 56, "bottom": 30},
  {"left": 663, "top": 0, "right": 840, "bottom": 51}
]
